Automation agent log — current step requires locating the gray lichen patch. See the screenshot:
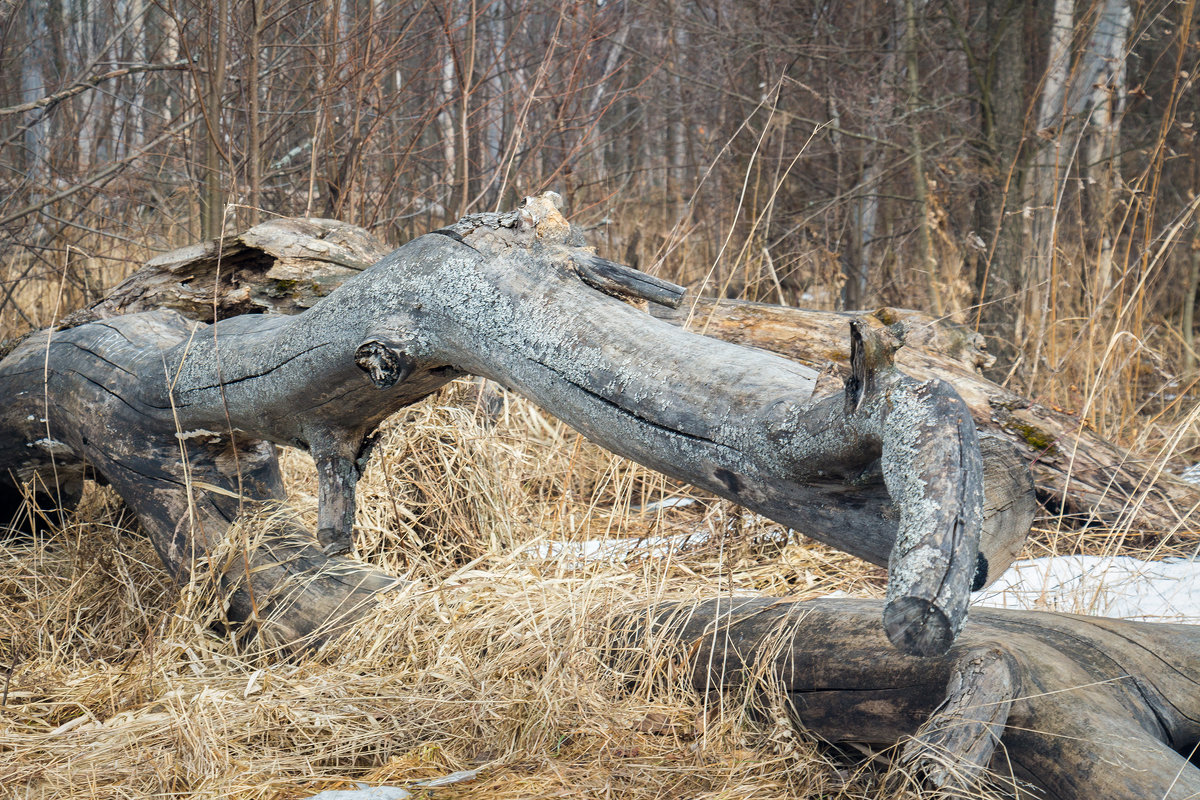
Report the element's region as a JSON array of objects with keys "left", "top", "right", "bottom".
[{"left": 29, "top": 438, "right": 74, "bottom": 456}]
